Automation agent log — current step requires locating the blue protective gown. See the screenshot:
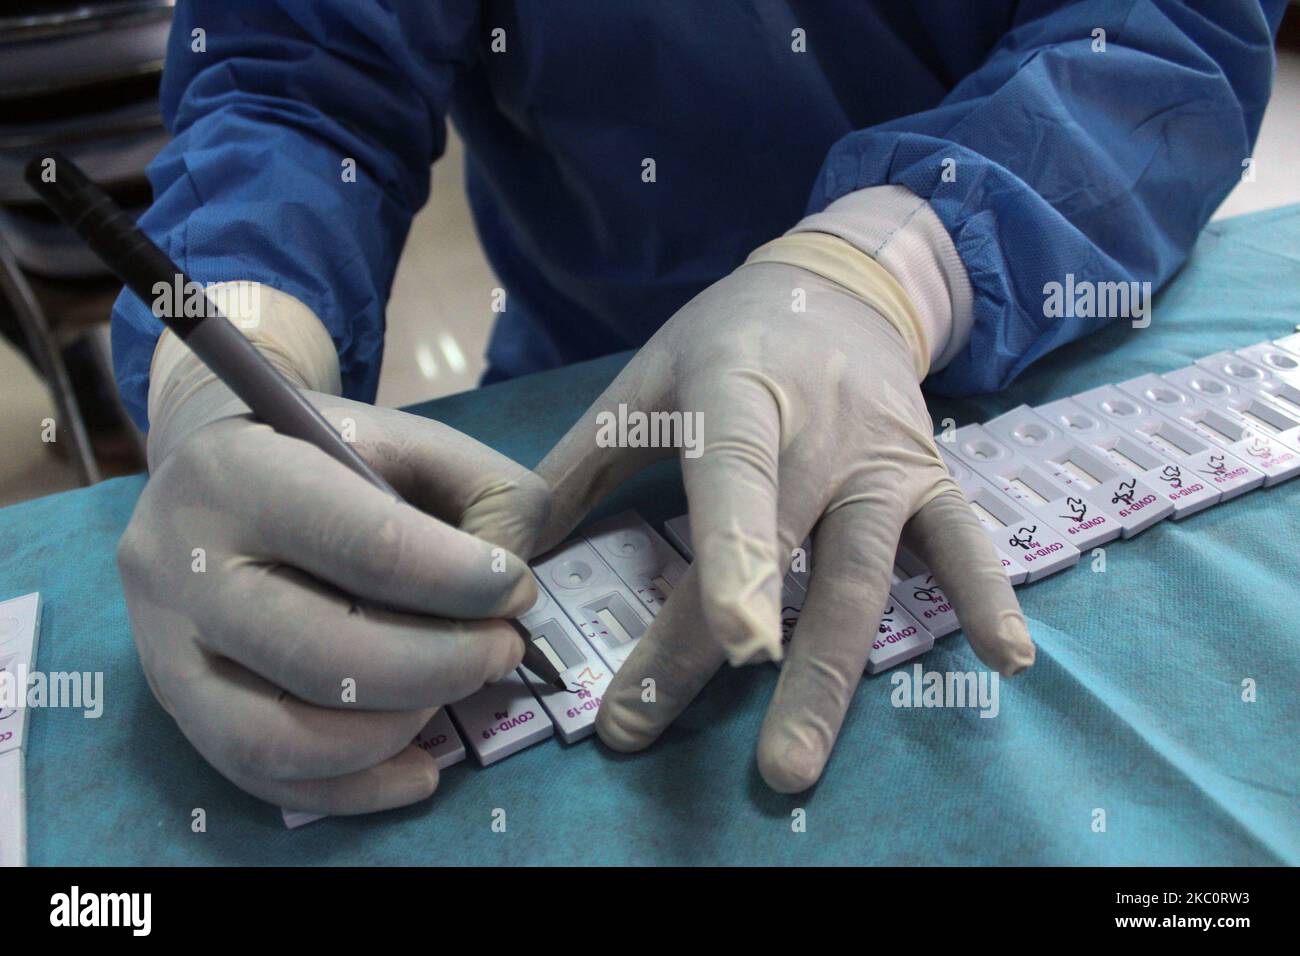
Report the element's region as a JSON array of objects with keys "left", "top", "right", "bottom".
[{"left": 110, "top": 1, "right": 1285, "bottom": 430}]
